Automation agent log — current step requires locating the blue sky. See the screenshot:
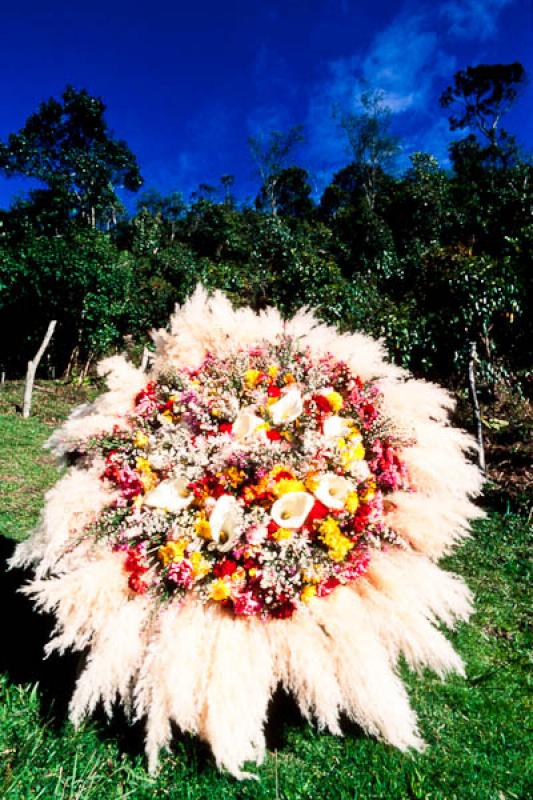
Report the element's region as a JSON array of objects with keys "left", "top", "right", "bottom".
[{"left": 0, "top": 0, "right": 531, "bottom": 209}]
